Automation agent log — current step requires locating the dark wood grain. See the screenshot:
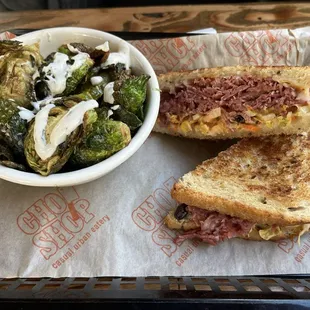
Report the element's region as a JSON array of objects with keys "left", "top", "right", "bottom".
[{"left": 0, "top": 3, "right": 310, "bottom": 33}]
